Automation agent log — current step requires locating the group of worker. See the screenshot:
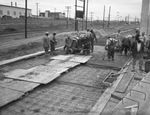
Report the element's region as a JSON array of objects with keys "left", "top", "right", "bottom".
[
  {"left": 63, "top": 29, "right": 98, "bottom": 55},
  {"left": 105, "top": 28, "right": 150, "bottom": 72},
  {"left": 42, "top": 32, "right": 57, "bottom": 56}
]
